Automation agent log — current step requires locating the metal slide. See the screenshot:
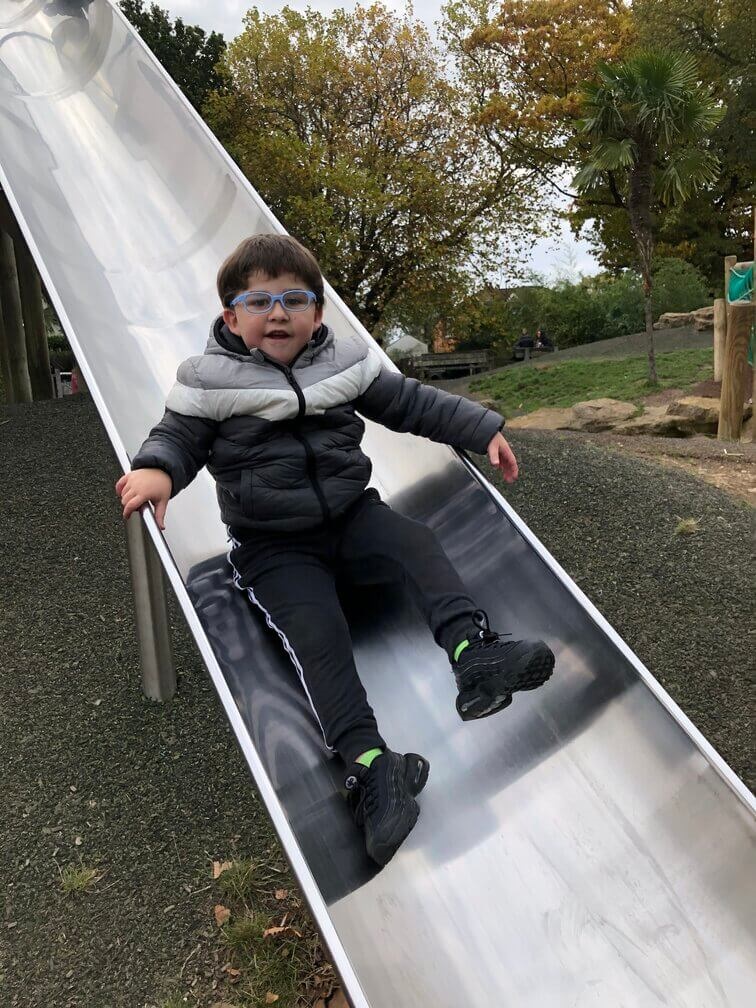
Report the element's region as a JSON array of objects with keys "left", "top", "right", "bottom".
[{"left": 2, "top": 3, "right": 754, "bottom": 1004}]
